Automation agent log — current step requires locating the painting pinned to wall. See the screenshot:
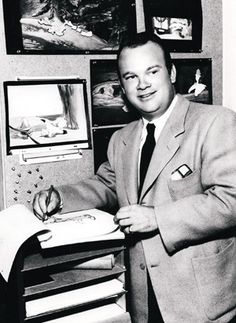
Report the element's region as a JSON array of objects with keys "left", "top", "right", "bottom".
[
  {"left": 2, "top": 0, "right": 136, "bottom": 54},
  {"left": 143, "top": 0, "right": 202, "bottom": 52},
  {"left": 4, "top": 79, "right": 91, "bottom": 154},
  {"left": 173, "top": 58, "right": 212, "bottom": 104},
  {"left": 90, "top": 59, "right": 139, "bottom": 127}
]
